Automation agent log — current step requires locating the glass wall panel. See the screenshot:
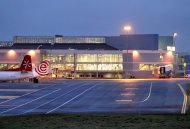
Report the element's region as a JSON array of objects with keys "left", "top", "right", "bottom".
[
  {"left": 139, "top": 64, "right": 158, "bottom": 71},
  {"left": 65, "top": 54, "right": 74, "bottom": 62},
  {"left": 77, "top": 54, "right": 97, "bottom": 62},
  {"left": 98, "top": 54, "right": 122, "bottom": 62},
  {"left": 98, "top": 64, "right": 123, "bottom": 71},
  {"left": 77, "top": 64, "right": 97, "bottom": 71}
]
